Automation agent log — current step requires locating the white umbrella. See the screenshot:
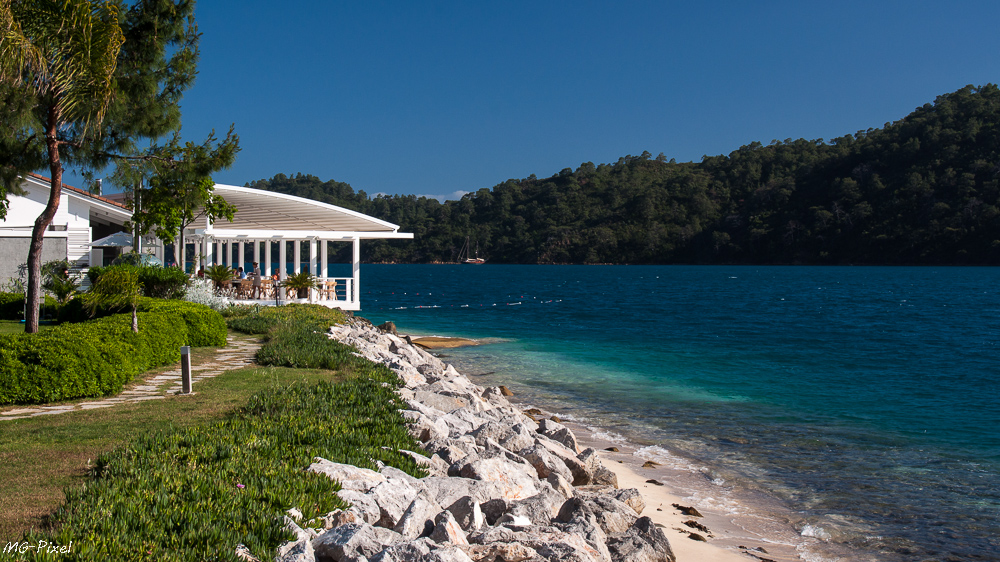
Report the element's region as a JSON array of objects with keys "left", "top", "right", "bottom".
[
  {"left": 87, "top": 232, "right": 134, "bottom": 247},
  {"left": 88, "top": 232, "right": 160, "bottom": 247}
]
